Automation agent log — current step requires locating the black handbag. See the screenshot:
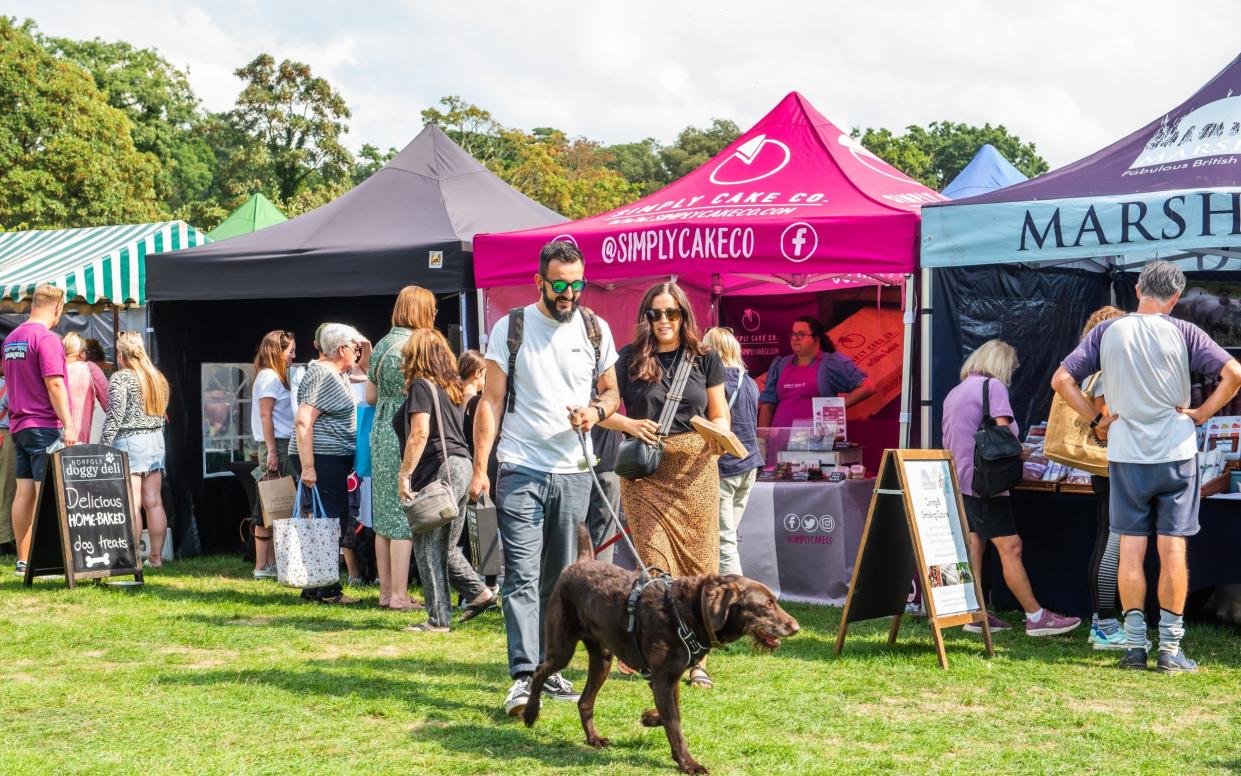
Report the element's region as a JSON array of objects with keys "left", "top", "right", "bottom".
[
  {"left": 615, "top": 350, "right": 696, "bottom": 480},
  {"left": 971, "top": 377, "right": 1024, "bottom": 497}
]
